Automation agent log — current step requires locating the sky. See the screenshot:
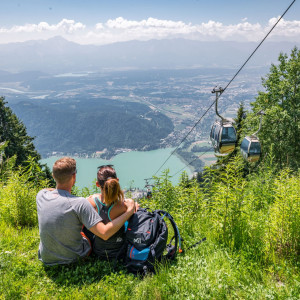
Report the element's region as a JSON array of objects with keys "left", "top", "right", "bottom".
[{"left": 0, "top": 0, "right": 299, "bottom": 45}]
